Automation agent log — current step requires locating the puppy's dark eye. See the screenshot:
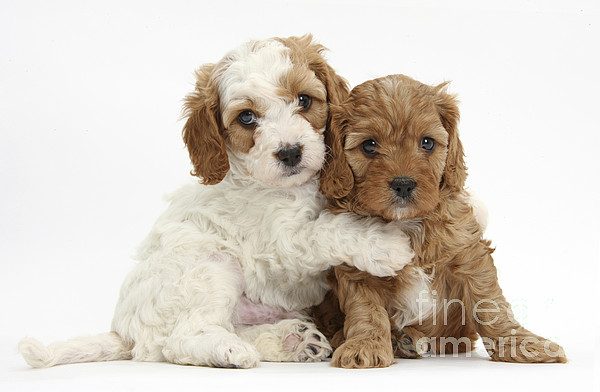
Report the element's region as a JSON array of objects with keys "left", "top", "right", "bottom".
[
  {"left": 238, "top": 110, "right": 257, "bottom": 126},
  {"left": 420, "top": 137, "right": 435, "bottom": 152},
  {"left": 361, "top": 139, "right": 378, "bottom": 155},
  {"left": 298, "top": 94, "right": 312, "bottom": 111}
]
